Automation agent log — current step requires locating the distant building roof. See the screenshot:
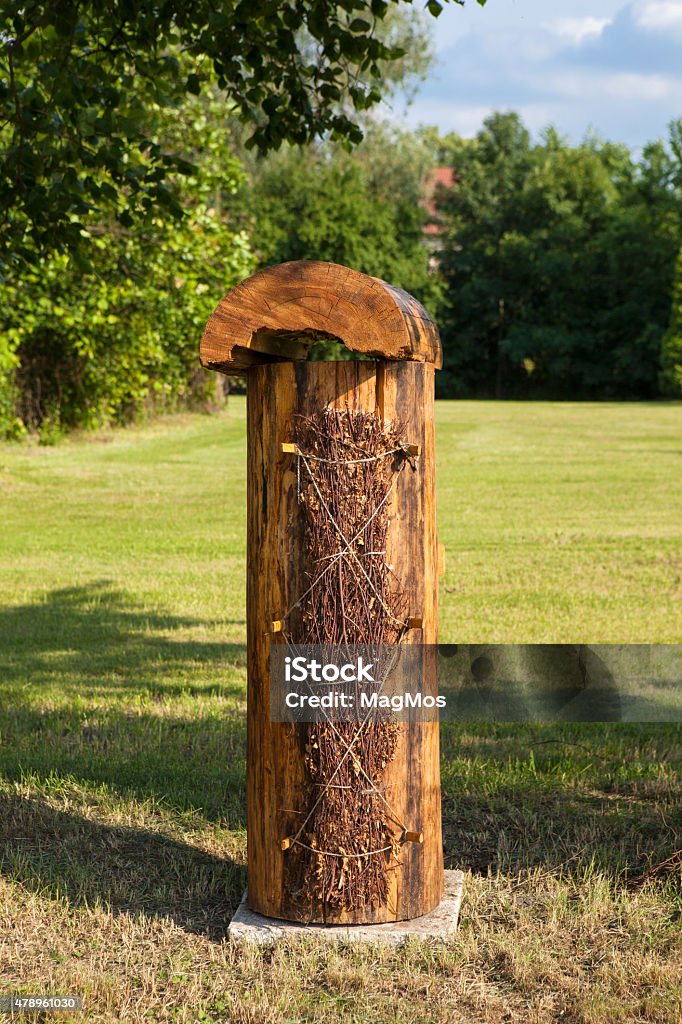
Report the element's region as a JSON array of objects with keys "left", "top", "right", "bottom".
[{"left": 422, "top": 167, "right": 455, "bottom": 236}]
